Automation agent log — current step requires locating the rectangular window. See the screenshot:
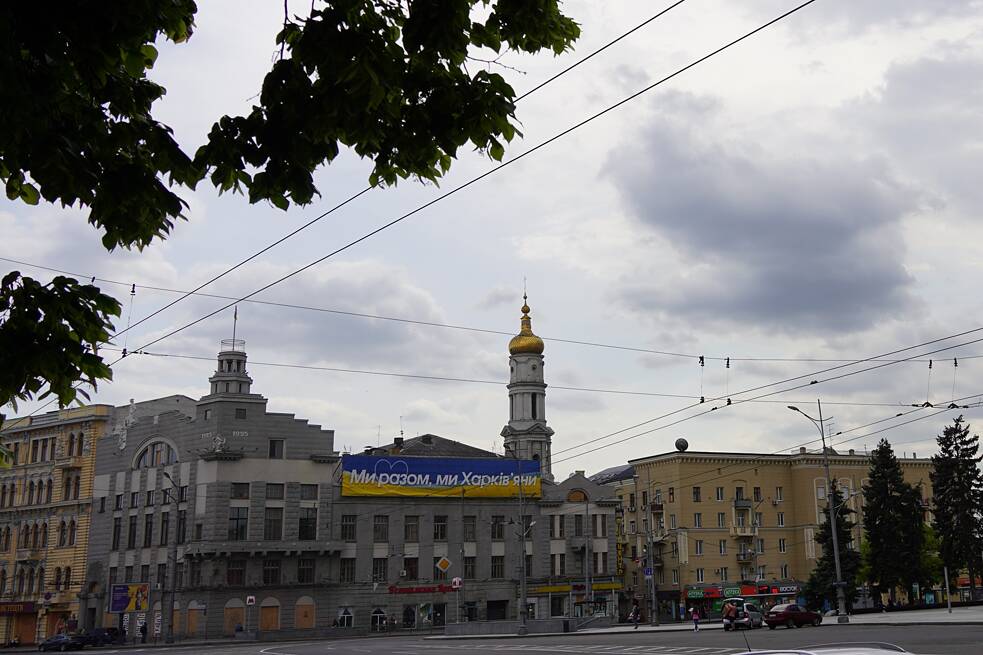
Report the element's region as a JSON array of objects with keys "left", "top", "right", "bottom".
[
  {"left": 157, "top": 563, "right": 167, "bottom": 586},
  {"left": 433, "top": 515, "right": 448, "bottom": 541},
  {"left": 464, "top": 556, "right": 476, "bottom": 579},
  {"left": 696, "top": 568, "right": 704, "bottom": 583},
  {"left": 716, "top": 486, "right": 725, "bottom": 501},
  {"left": 373, "top": 515, "right": 389, "bottom": 542},
  {"left": 298, "top": 558, "right": 315, "bottom": 584},
  {"left": 641, "top": 490, "right": 648, "bottom": 506},
  {"left": 112, "top": 518, "right": 121, "bottom": 550},
  {"left": 130, "top": 492, "right": 139, "bottom": 507},
  {"left": 298, "top": 507, "right": 317, "bottom": 540},
  {"left": 403, "top": 557, "right": 418, "bottom": 580},
  {"left": 124, "top": 566, "right": 133, "bottom": 583},
  {"left": 190, "top": 561, "right": 202, "bottom": 587},
  {"left": 404, "top": 515, "right": 419, "bottom": 542},
  {"left": 140, "top": 565, "right": 150, "bottom": 583},
  {"left": 162, "top": 488, "right": 171, "bottom": 505},
  {"left": 754, "top": 512, "right": 763, "bottom": 527},
  {"left": 693, "top": 513, "right": 702, "bottom": 528},
  {"left": 719, "top": 539, "right": 727, "bottom": 554},
  {"left": 177, "top": 510, "right": 187, "bottom": 544},
  {"left": 143, "top": 513, "right": 154, "bottom": 547},
  {"left": 668, "top": 487, "right": 675, "bottom": 503},
  {"left": 115, "top": 494, "right": 123, "bottom": 510},
  {"left": 695, "top": 539, "right": 703, "bottom": 555},
  {"left": 108, "top": 567, "right": 118, "bottom": 587},
  {"left": 99, "top": 497, "right": 106, "bottom": 513},
  {"left": 146, "top": 490, "right": 155, "bottom": 506},
  {"left": 629, "top": 520, "right": 636, "bottom": 534},
  {"left": 669, "top": 514, "right": 677, "bottom": 529},
  {"left": 817, "top": 484, "right": 826, "bottom": 500},
  {"left": 736, "top": 513, "right": 746, "bottom": 527},
  {"left": 300, "top": 484, "right": 318, "bottom": 500},
  {"left": 463, "top": 515, "right": 476, "bottom": 542},
  {"left": 372, "top": 558, "right": 387, "bottom": 582},
  {"left": 777, "top": 512, "right": 785, "bottom": 527},
  {"left": 491, "top": 555, "right": 505, "bottom": 578},
  {"left": 179, "top": 485, "right": 188, "bottom": 502},
  {"left": 228, "top": 507, "right": 248, "bottom": 541},
  {"left": 693, "top": 487, "right": 701, "bottom": 502},
  {"left": 780, "top": 564, "right": 789, "bottom": 578},
  {"left": 262, "top": 559, "right": 281, "bottom": 585},
  {"left": 339, "top": 558, "right": 356, "bottom": 583},
  {"left": 757, "top": 538, "right": 765, "bottom": 553},
  {"left": 753, "top": 486, "right": 762, "bottom": 502},
  {"left": 779, "top": 538, "right": 787, "bottom": 553},
  {"left": 159, "top": 512, "right": 170, "bottom": 546},
  {"left": 127, "top": 516, "right": 137, "bottom": 549},
  {"left": 341, "top": 515, "right": 357, "bottom": 541},
  {"left": 757, "top": 565, "right": 766, "bottom": 579},
  {"left": 720, "top": 566, "right": 729, "bottom": 581},
  {"left": 672, "top": 569, "right": 679, "bottom": 584},
  {"left": 264, "top": 507, "right": 283, "bottom": 540},
  {"left": 265, "top": 483, "right": 284, "bottom": 500},
  {"left": 629, "top": 493, "right": 636, "bottom": 507},
  {"left": 491, "top": 516, "right": 505, "bottom": 540},
  {"left": 235, "top": 408, "right": 247, "bottom": 420},
  {"left": 775, "top": 486, "right": 784, "bottom": 502},
  {"left": 231, "top": 483, "right": 250, "bottom": 499},
  {"left": 735, "top": 486, "right": 745, "bottom": 500},
  {"left": 195, "top": 523, "right": 203, "bottom": 540},
  {"left": 717, "top": 512, "right": 726, "bottom": 528},
  {"left": 268, "top": 439, "right": 284, "bottom": 459},
  {"left": 574, "top": 514, "right": 583, "bottom": 536}
]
